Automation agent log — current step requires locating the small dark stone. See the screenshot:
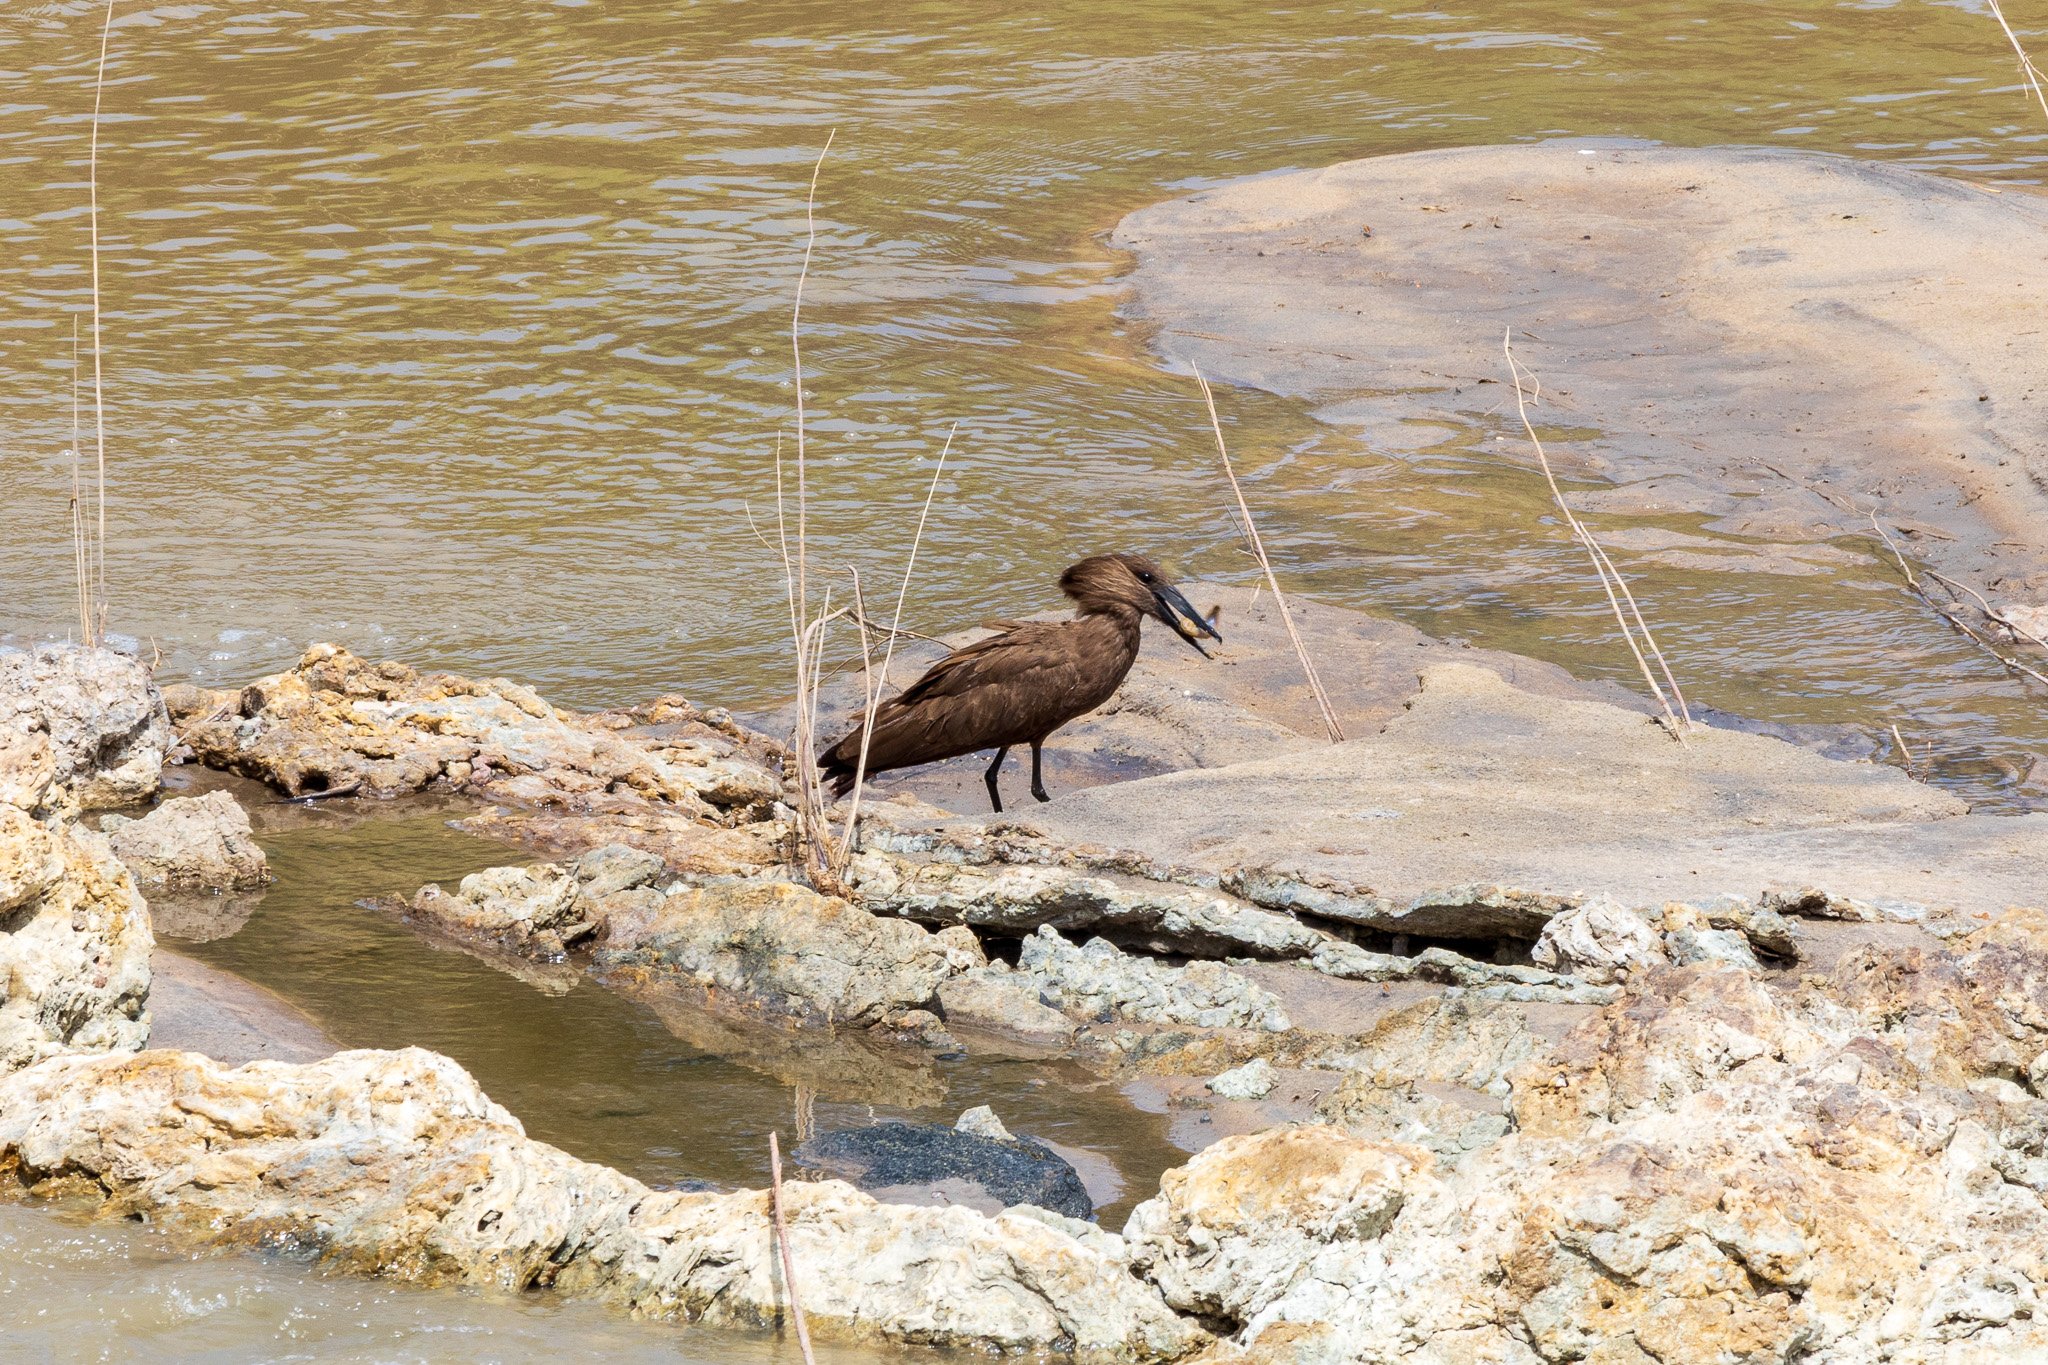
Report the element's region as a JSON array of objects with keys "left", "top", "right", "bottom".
[{"left": 795, "top": 1121, "right": 1093, "bottom": 1221}]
